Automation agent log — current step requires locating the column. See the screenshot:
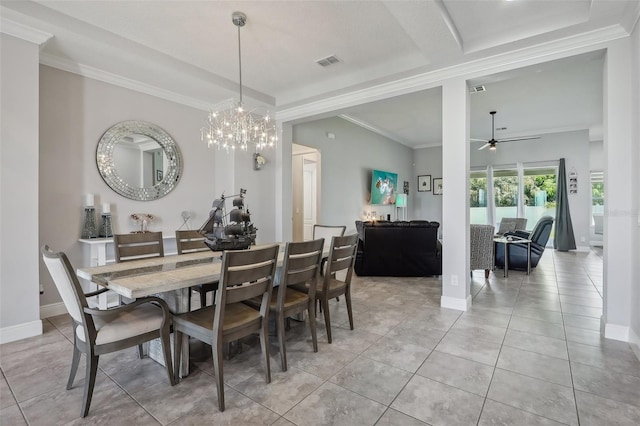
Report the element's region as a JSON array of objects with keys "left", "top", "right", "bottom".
[{"left": 441, "top": 78, "right": 471, "bottom": 311}]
